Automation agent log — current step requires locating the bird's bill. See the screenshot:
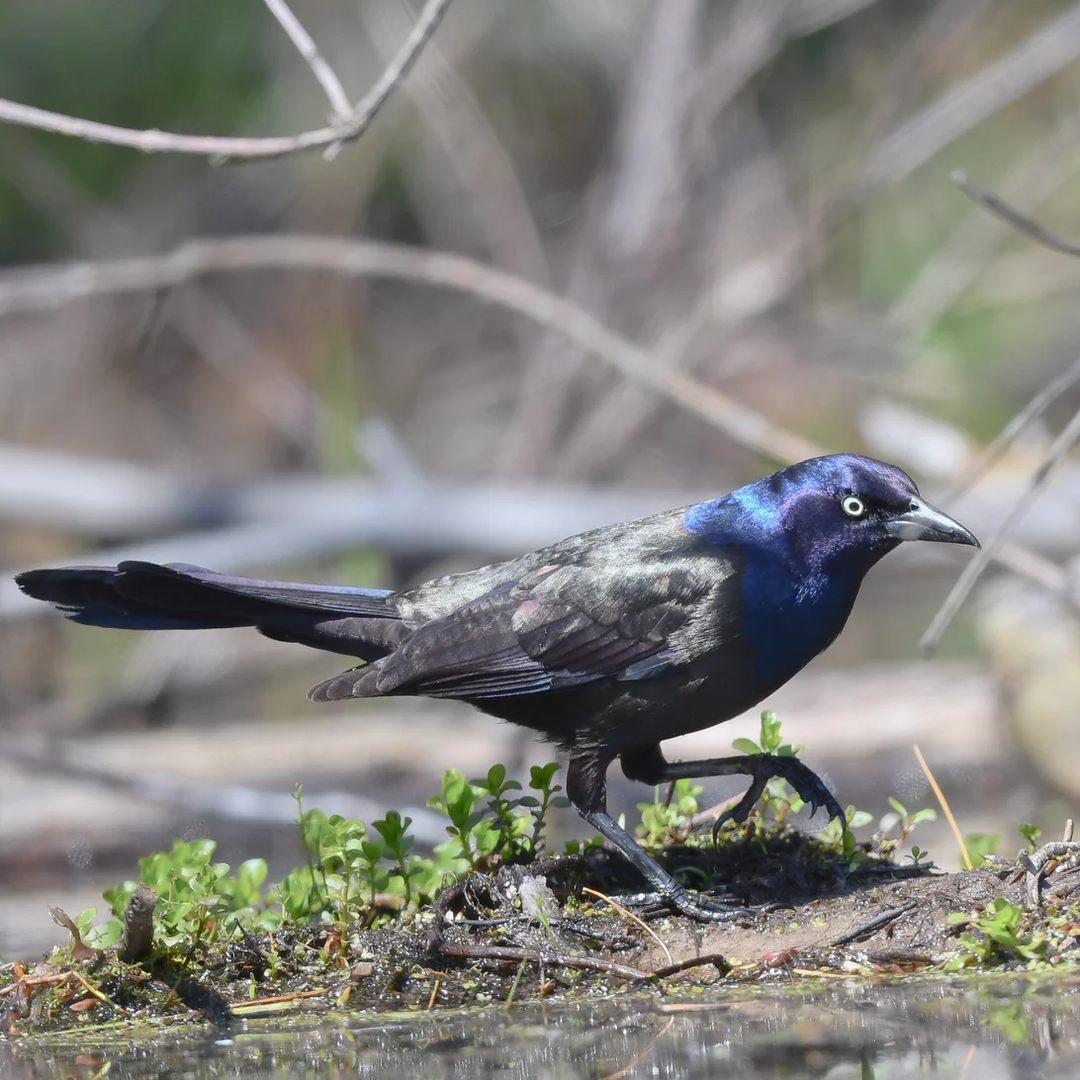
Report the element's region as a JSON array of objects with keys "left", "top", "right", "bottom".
[{"left": 885, "top": 497, "right": 980, "bottom": 548}]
